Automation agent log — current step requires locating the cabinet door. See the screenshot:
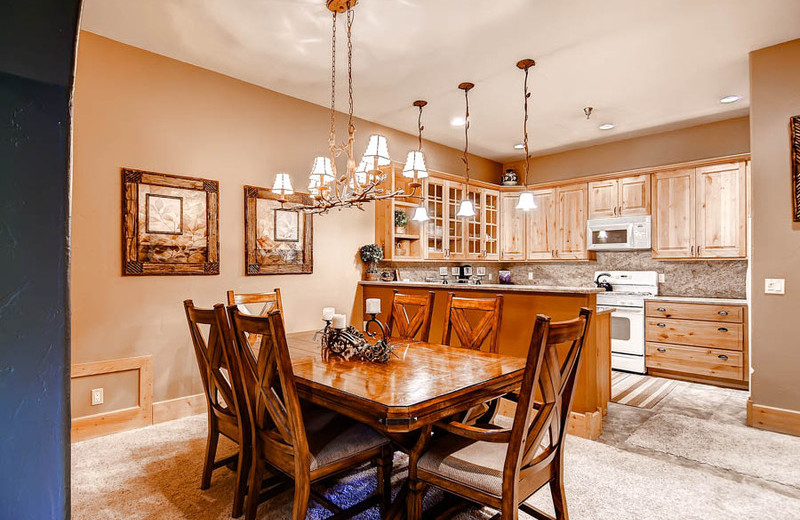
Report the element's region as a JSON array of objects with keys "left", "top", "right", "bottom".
[
  {"left": 482, "top": 189, "right": 500, "bottom": 260},
  {"left": 464, "top": 187, "right": 483, "bottom": 260},
  {"left": 588, "top": 179, "right": 618, "bottom": 218},
  {"left": 696, "top": 162, "right": 746, "bottom": 258},
  {"left": 557, "top": 184, "right": 589, "bottom": 259},
  {"left": 652, "top": 169, "right": 695, "bottom": 259},
  {"left": 500, "top": 193, "right": 526, "bottom": 260},
  {"left": 619, "top": 174, "right": 651, "bottom": 216},
  {"left": 526, "top": 188, "right": 557, "bottom": 260},
  {"left": 446, "top": 182, "right": 466, "bottom": 259},
  {"left": 424, "top": 178, "right": 447, "bottom": 260}
]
